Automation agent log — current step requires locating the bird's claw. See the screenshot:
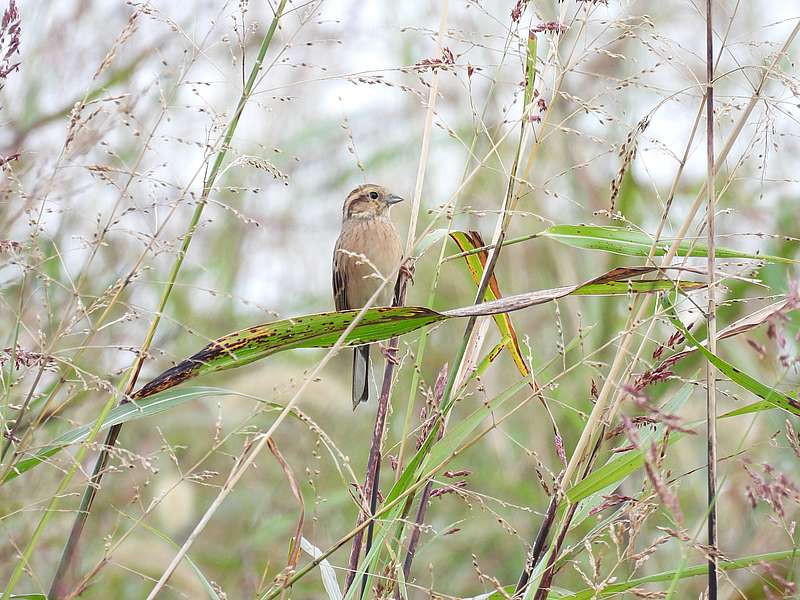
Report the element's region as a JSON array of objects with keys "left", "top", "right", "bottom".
[
  {"left": 400, "top": 258, "right": 415, "bottom": 284},
  {"left": 379, "top": 343, "right": 399, "bottom": 365}
]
